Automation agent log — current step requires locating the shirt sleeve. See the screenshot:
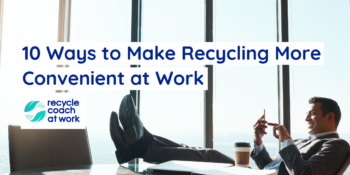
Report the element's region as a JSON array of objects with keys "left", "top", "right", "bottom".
[
  {"left": 281, "top": 139, "right": 295, "bottom": 149},
  {"left": 254, "top": 142, "right": 264, "bottom": 155}
]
